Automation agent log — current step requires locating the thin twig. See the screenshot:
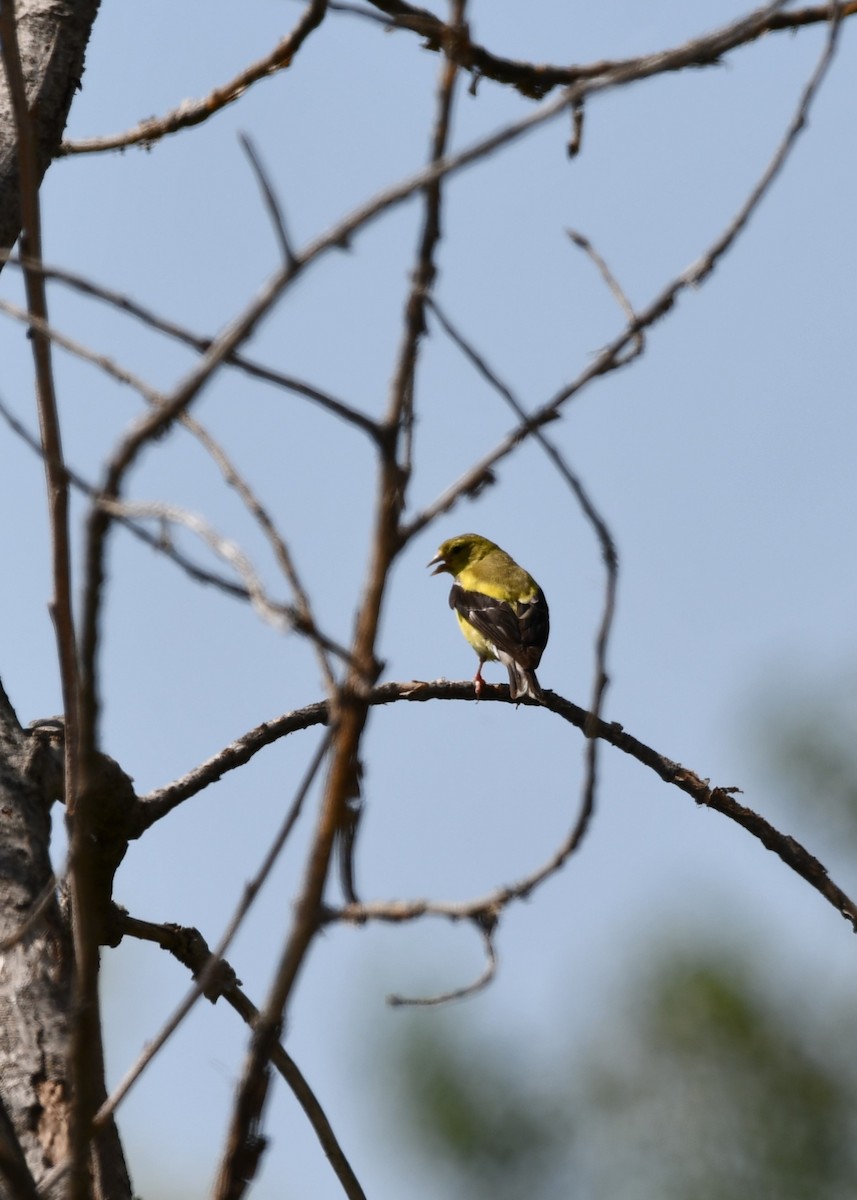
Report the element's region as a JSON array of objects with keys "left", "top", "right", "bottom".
[
  {"left": 385, "top": 0, "right": 463, "bottom": 476},
  {"left": 0, "top": 385, "right": 352, "bottom": 662},
  {"left": 0, "top": 296, "right": 164, "bottom": 401},
  {"left": 403, "top": 9, "right": 846, "bottom": 539},
  {"left": 60, "top": 0, "right": 329, "bottom": 156},
  {"left": 566, "top": 229, "right": 642, "bottom": 351},
  {"left": 95, "top": 498, "right": 300, "bottom": 632},
  {"left": 173, "top": 414, "right": 339, "bottom": 691},
  {"left": 567, "top": 99, "right": 585, "bottom": 157},
  {"left": 239, "top": 133, "right": 296, "bottom": 268},
  {"left": 388, "top": 920, "right": 497, "bottom": 1006},
  {"left": 0, "top": 389, "right": 288, "bottom": 610},
  {"left": 0, "top": 298, "right": 344, "bottom": 681},
  {"left": 114, "top": 914, "right": 368, "bottom": 1200},
  {"left": 0, "top": 251, "right": 384, "bottom": 438}
]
